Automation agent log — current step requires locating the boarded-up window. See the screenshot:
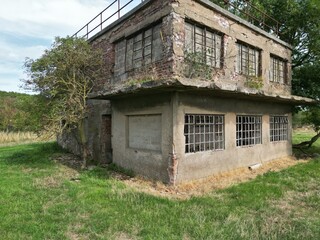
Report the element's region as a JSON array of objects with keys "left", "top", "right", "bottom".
[
  {"left": 128, "top": 115, "right": 162, "bottom": 151},
  {"left": 185, "top": 22, "right": 223, "bottom": 68}
]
